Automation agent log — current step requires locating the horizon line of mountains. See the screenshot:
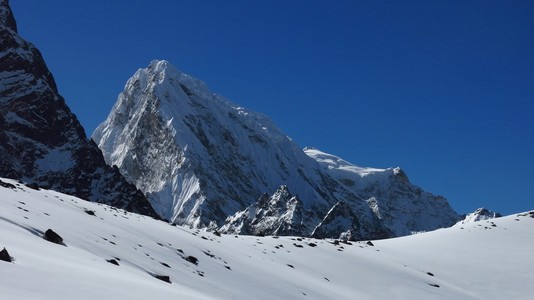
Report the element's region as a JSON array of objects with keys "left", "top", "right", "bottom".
[{"left": 1, "top": 0, "right": 491, "bottom": 241}]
